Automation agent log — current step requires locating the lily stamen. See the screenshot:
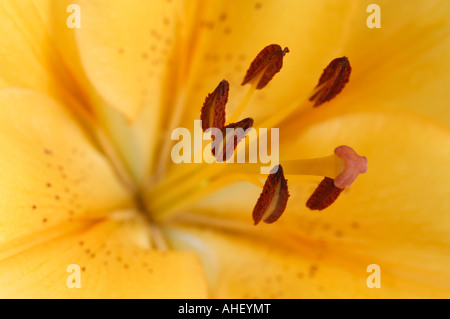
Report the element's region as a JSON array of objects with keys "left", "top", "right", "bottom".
[
  {"left": 306, "top": 177, "right": 344, "bottom": 211},
  {"left": 309, "top": 56, "right": 351, "bottom": 107},
  {"left": 200, "top": 79, "right": 229, "bottom": 131},
  {"left": 228, "top": 44, "right": 289, "bottom": 123},
  {"left": 241, "top": 44, "right": 290, "bottom": 89},
  {"left": 160, "top": 80, "right": 253, "bottom": 190},
  {"left": 150, "top": 46, "right": 364, "bottom": 226},
  {"left": 252, "top": 165, "right": 289, "bottom": 225},
  {"left": 259, "top": 56, "right": 352, "bottom": 129},
  {"left": 154, "top": 44, "right": 291, "bottom": 191},
  {"left": 211, "top": 117, "right": 254, "bottom": 162}
]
